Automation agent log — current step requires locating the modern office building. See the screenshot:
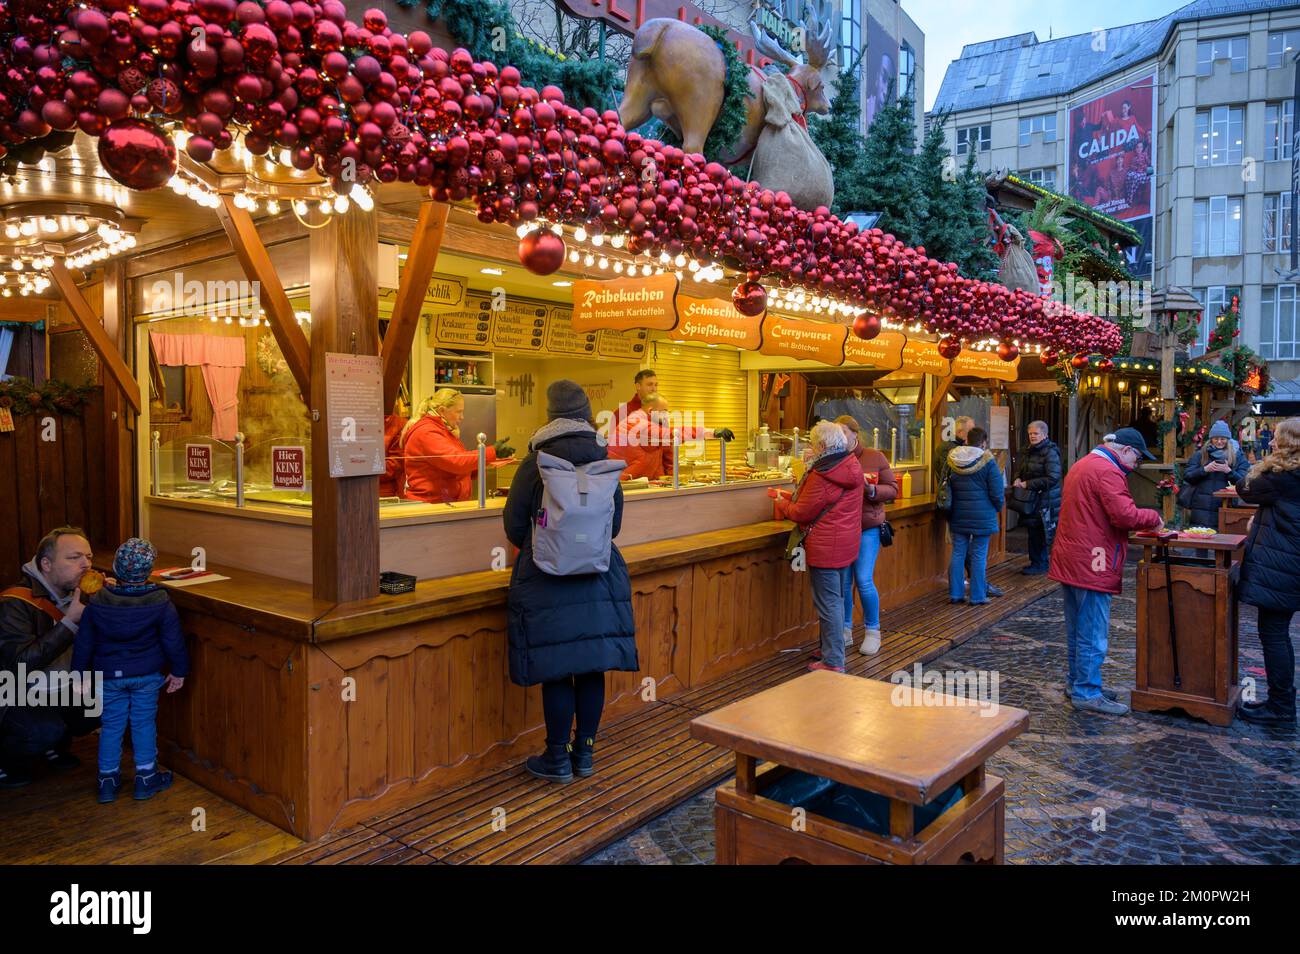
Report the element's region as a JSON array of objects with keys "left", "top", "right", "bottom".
[
  {"left": 842, "top": 0, "right": 926, "bottom": 137},
  {"left": 933, "top": 0, "right": 1300, "bottom": 384}
]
